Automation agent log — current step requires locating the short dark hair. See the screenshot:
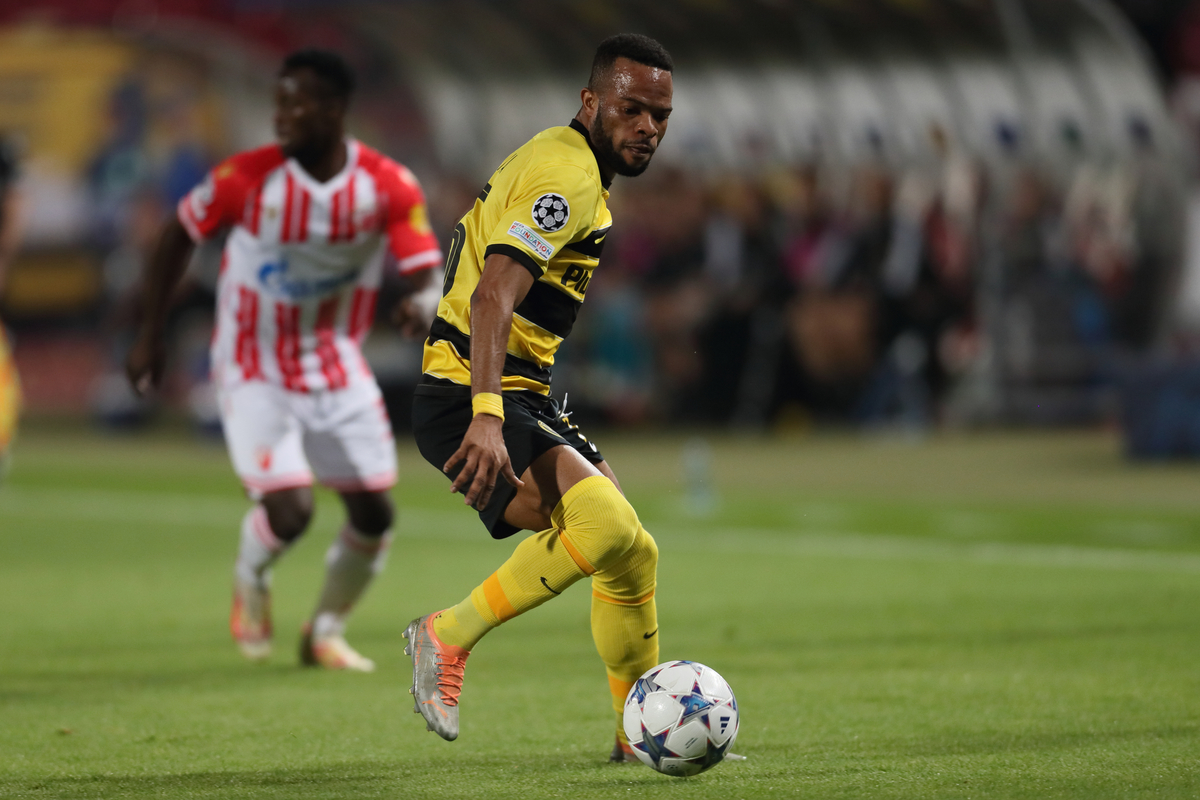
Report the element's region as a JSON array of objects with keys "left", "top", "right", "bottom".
[
  {"left": 588, "top": 33, "right": 674, "bottom": 90},
  {"left": 281, "top": 49, "right": 355, "bottom": 102}
]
